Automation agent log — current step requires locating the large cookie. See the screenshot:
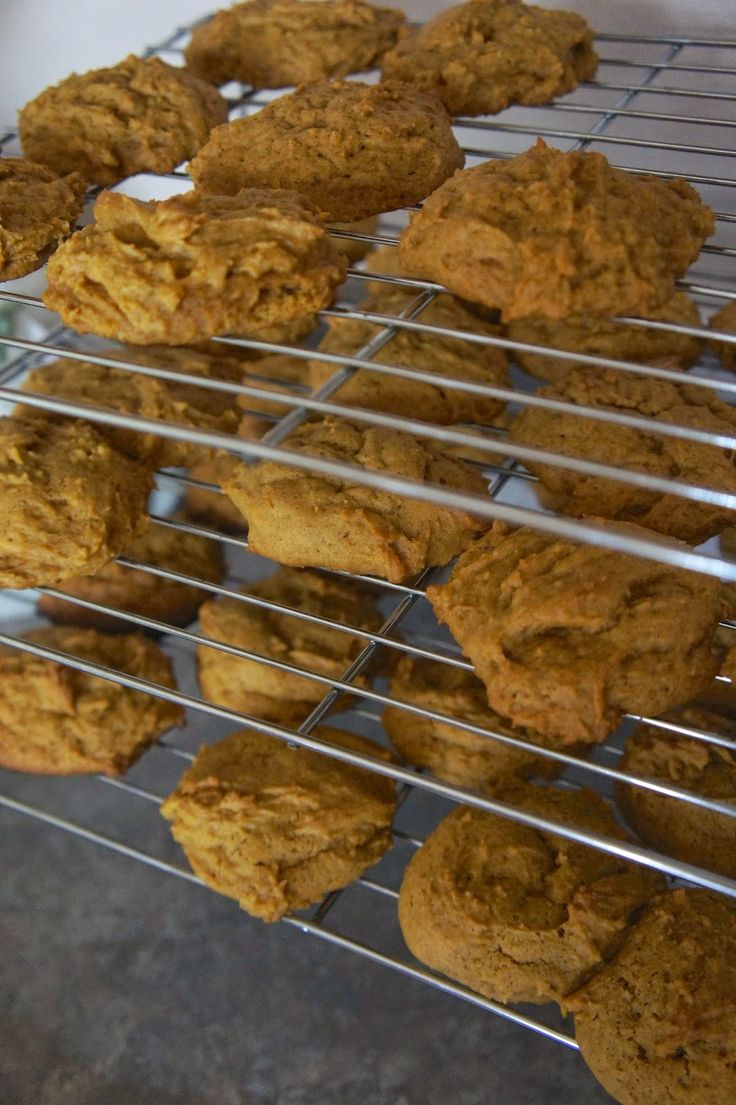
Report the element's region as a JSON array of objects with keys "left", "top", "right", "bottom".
[{"left": 0, "top": 157, "right": 84, "bottom": 282}]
